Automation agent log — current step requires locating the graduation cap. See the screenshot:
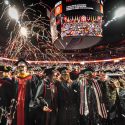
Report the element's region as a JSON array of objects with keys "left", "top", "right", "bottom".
[
  {"left": 103, "top": 70, "right": 113, "bottom": 74},
  {"left": 110, "top": 70, "right": 123, "bottom": 77},
  {"left": 15, "top": 58, "right": 29, "bottom": 67},
  {"left": 52, "top": 64, "right": 57, "bottom": 69},
  {"left": 0, "top": 65, "right": 5, "bottom": 72},
  {"left": 57, "top": 67, "right": 68, "bottom": 74},
  {"left": 40, "top": 66, "right": 46, "bottom": 71},
  {"left": 80, "top": 68, "right": 94, "bottom": 75},
  {"left": 33, "top": 67, "right": 43, "bottom": 72},
  {"left": 113, "top": 69, "right": 123, "bottom": 74},
  {"left": 61, "top": 69, "right": 69, "bottom": 75},
  {"left": 0, "top": 66, "right": 12, "bottom": 72},
  {"left": 4, "top": 66, "right": 12, "bottom": 72},
  {"left": 44, "top": 67, "right": 55, "bottom": 76}
]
